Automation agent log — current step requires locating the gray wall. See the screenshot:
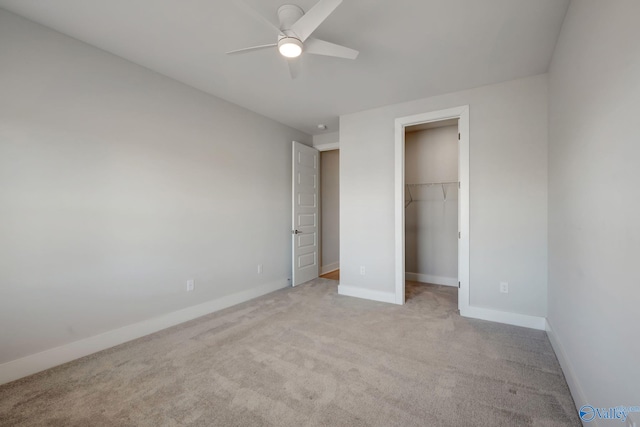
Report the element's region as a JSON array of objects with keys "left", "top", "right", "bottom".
[
  {"left": 405, "top": 126, "right": 458, "bottom": 283},
  {"left": 320, "top": 150, "right": 339, "bottom": 273},
  {"left": 0, "top": 10, "right": 309, "bottom": 365},
  {"left": 340, "top": 75, "right": 548, "bottom": 316},
  {"left": 547, "top": 0, "right": 640, "bottom": 408}
]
